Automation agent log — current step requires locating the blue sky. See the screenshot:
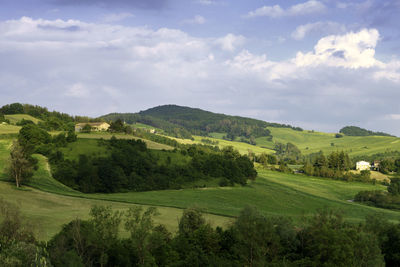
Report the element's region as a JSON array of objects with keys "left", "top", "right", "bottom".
[{"left": 1, "top": 0, "right": 400, "bottom": 135}]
